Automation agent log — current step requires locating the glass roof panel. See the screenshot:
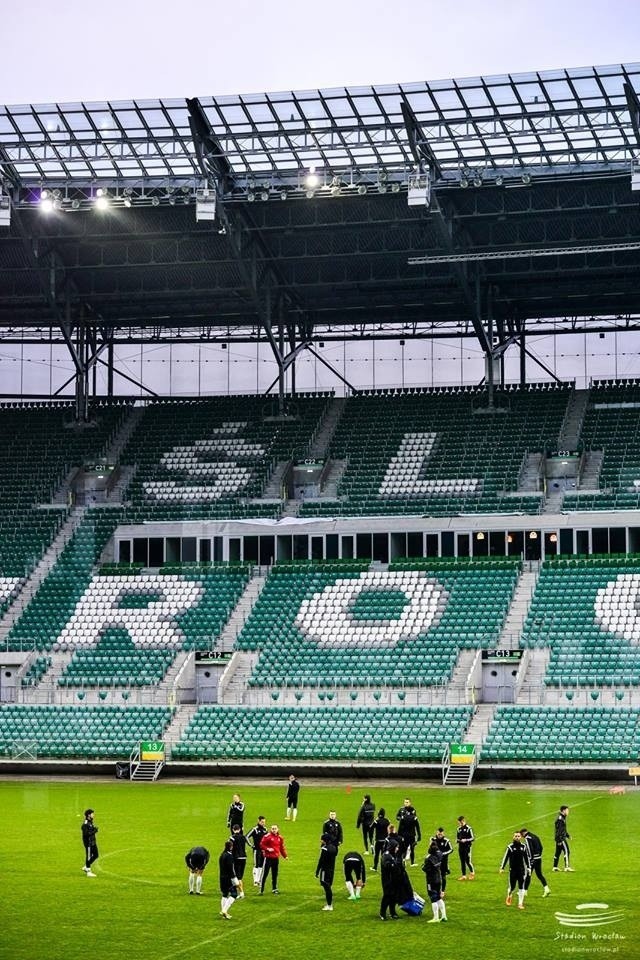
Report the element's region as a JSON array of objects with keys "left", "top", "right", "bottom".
[
  {"left": 13, "top": 112, "right": 41, "bottom": 133},
  {"left": 298, "top": 99, "right": 329, "bottom": 121},
  {"left": 431, "top": 88, "right": 464, "bottom": 111},
  {"left": 0, "top": 62, "right": 637, "bottom": 185},
  {"left": 488, "top": 85, "right": 519, "bottom": 106},
  {"left": 542, "top": 79, "right": 577, "bottom": 104},
  {"left": 325, "top": 98, "right": 356, "bottom": 119},
  {"left": 457, "top": 86, "right": 491, "bottom": 108}
]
